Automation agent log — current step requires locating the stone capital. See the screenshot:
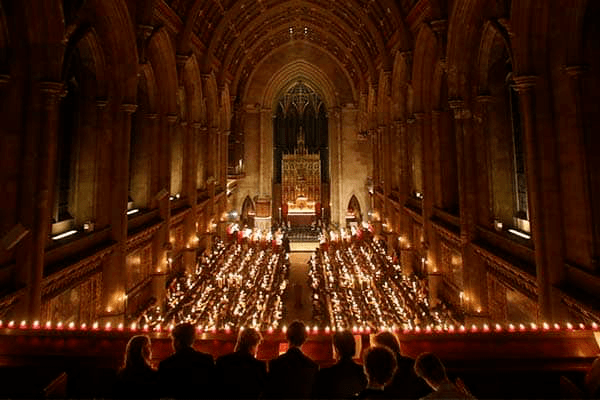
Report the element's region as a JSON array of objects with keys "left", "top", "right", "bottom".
[
  {"left": 430, "top": 19, "right": 448, "bottom": 34},
  {"left": 512, "top": 75, "right": 538, "bottom": 93},
  {"left": 448, "top": 99, "right": 472, "bottom": 120},
  {"left": 95, "top": 98, "right": 109, "bottom": 109},
  {"left": 166, "top": 113, "right": 179, "bottom": 124},
  {"left": 563, "top": 65, "right": 589, "bottom": 78},
  {"left": 120, "top": 103, "right": 138, "bottom": 114},
  {"left": 413, "top": 112, "right": 427, "bottom": 121},
  {"left": 176, "top": 53, "right": 191, "bottom": 69},
  {"left": 475, "top": 94, "right": 494, "bottom": 104},
  {"left": 144, "top": 113, "right": 159, "bottom": 120},
  {"left": 0, "top": 74, "right": 10, "bottom": 87},
  {"left": 39, "top": 81, "right": 65, "bottom": 106}
]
